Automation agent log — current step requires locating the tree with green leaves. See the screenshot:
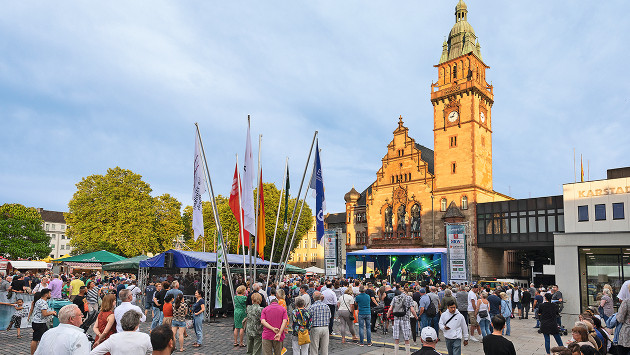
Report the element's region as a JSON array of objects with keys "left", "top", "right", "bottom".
[
  {"left": 183, "top": 182, "right": 313, "bottom": 262},
  {"left": 0, "top": 203, "right": 51, "bottom": 259},
  {"left": 65, "top": 167, "right": 183, "bottom": 257}
]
